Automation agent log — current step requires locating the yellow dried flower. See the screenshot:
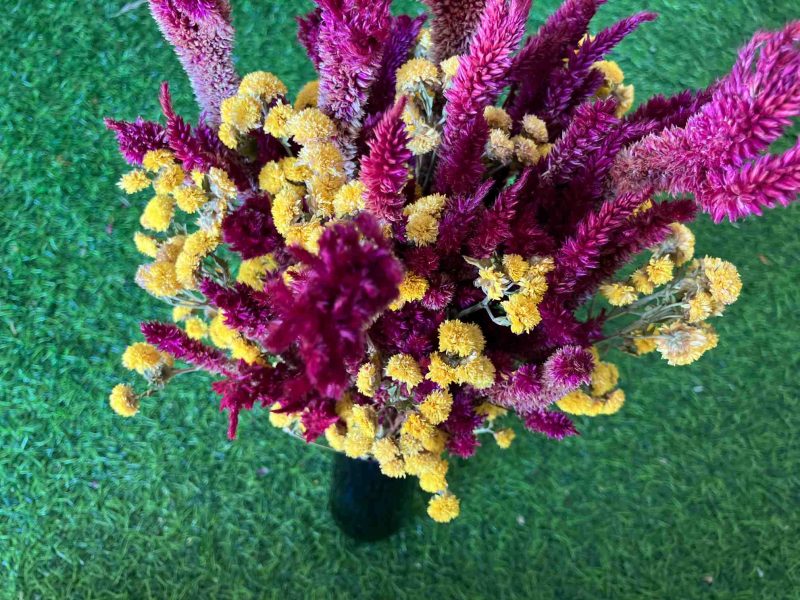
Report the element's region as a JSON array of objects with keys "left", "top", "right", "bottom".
[
  {"left": 295, "top": 80, "right": 320, "bottom": 110},
  {"left": 220, "top": 95, "right": 262, "bottom": 132},
  {"left": 601, "top": 389, "right": 625, "bottom": 415},
  {"left": 600, "top": 282, "right": 638, "bottom": 307},
  {"left": 687, "top": 291, "right": 714, "bottom": 323},
  {"left": 701, "top": 257, "right": 742, "bottom": 306},
  {"left": 591, "top": 361, "right": 619, "bottom": 397},
  {"left": 521, "top": 114, "right": 549, "bottom": 143},
  {"left": 140, "top": 195, "right": 175, "bottom": 232},
  {"left": 264, "top": 102, "right": 296, "bottom": 138},
  {"left": 173, "top": 186, "right": 208, "bottom": 213},
  {"left": 419, "top": 389, "right": 454, "bottom": 425},
  {"left": 117, "top": 170, "right": 150, "bottom": 194},
  {"left": 502, "top": 254, "right": 530, "bottom": 283},
  {"left": 519, "top": 272, "right": 549, "bottom": 301},
  {"left": 633, "top": 336, "right": 657, "bottom": 355},
  {"left": 142, "top": 149, "right": 174, "bottom": 172},
  {"left": 630, "top": 268, "right": 654, "bottom": 295},
  {"left": 476, "top": 266, "right": 506, "bottom": 300},
  {"left": 154, "top": 164, "right": 186, "bottom": 195},
  {"left": 405, "top": 193, "right": 447, "bottom": 217},
  {"left": 184, "top": 317, "right": 208, "bottom": 340},
  {"left": 404, "top": 451, "right": 439, "bottom": 476},
  {"left": 484, "top": 106, "right": 512, "bottom": 131},
  {"left": 335, "top": 395, "right": 354, "bottom": 419},
  {"left": 325, "top": 424, "right": 347, "bottom": 451},
  {"left": 237, "top": 254, "right": 277, "bottom": 290},
  {"left": 593, "top": 60, "right": 625, "bottom": 86},
  {"left": 419, "top": 460, "right": 449, "bottom": 493},
  {"left": 136, "top": 261, "right": 182, "bottom": 297},
  {"left": 271, "top": 184, "right": 304, "bottom": 236},
  {"left": 438, "top": 320, "right": 485, "bottom": 357},
  {"left": 646, "top": 255, "right": 674, "bottom": 286},
  {"left": 298, "top": 142, "right": 344, "bottom": 177},
  {"left": 372, "top": 438, "right": 400, "bottom": 464},
  {"left": 209, "top": 313, "right": 237, "bottom": 349},
  {"left": 286, "top": 108, "right": 336, "bottom": 144},
  {"left": 475, "top": 402, "right": 507, "bottom": 421},
  {"left": 281, "top": 157, "right": 312, "bottom": 182},
  {"left": 284, "top": 221, "right": 324, "bottom": 254},
  {"left": 494, "top": 428, "right": 516, "bottom": 449},
  {"left": 402, "top": 413, "right": 435, "bottom": 444},
  {"left": 396, "top": 58, "right": 440, "bottom": 94},
  {"left": 175, "top": 230, "right": 220, "bottom": 289},
  {"left": 487, "top": 128, "right": 515, "bottom": 163},
  {"left": 269, "top": 403, "right": 295, "bottom": 428},
  {"left": 426, "top": 352, "right": 456, "bottom": 387},
  {"left": 615, "top": 84, "right": 635, "bottom": 117},
  {"left": 355, "top": 362, "right": 379, "bottom": 397},
  {"left": 333, "top": 180, "right": 366, "bottom": 217},
  {"left": 427, "top": 493, "right": 460, "bottom": 523},
  {"left": 351, "top": 404, "right": 377, "bottom": 439},
  {"left": 405, "top": 212, "right": 439, "bottom": 246},
  {"left": 391, "top": 272, "right": 429, "bottom": 309},
  {"left": 408, "top": 126, "right": 441, "bottom": 155},
  {"left": 513, "top": 135, "right": 541, "bottom": 165},
  {"left": 122, "top": 342, "right": 163, "bottom": 374},
  {"left": 239, "top": 71, "right": 287, "bottom": 101},
  {"left": 344, "top": 430, "right": 374, "bottom": 458},
  {"left": 380, "top": 458, "right": 408, "bottom": 478},
  {"left": 557, "top": 390, "right": 595, "bottom": 415},
  {"left": 655, "top": 322, "right": 719, "bottom": 366},
  {"left": 386, "top": 353, "right": 423, "bottom": 389},
  {"left": 218, "top": 122, "right": 239, "bottom": 149},
  {"left": 109, "top": 384, "right": 139, "bottom": 417},
  {"left": 258, "top": 161, "right": 286, "bottom": 195},
  {"left": 455, "top": 355, "right": 496, "bottom": 389},
  {"left": 439, "top": 55, "right": 460, "bottom": 80},
  {"left": 669, "top": 223, "right": 695, "bottom": 265},
  {"left": 208, "top": 167, "right": 238, "bottom": 199},
  {"left": 501, "top": 292, "right": 542, "bottom": 334},
  {"left": 307, "top": 174, "right": 342, "bottom": 217},
  {"left": 133, "top": 232, "right": 159, "bottom": 258},
  {"left": 230, "top": 337, "right": 262, "bottom": 365}
]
